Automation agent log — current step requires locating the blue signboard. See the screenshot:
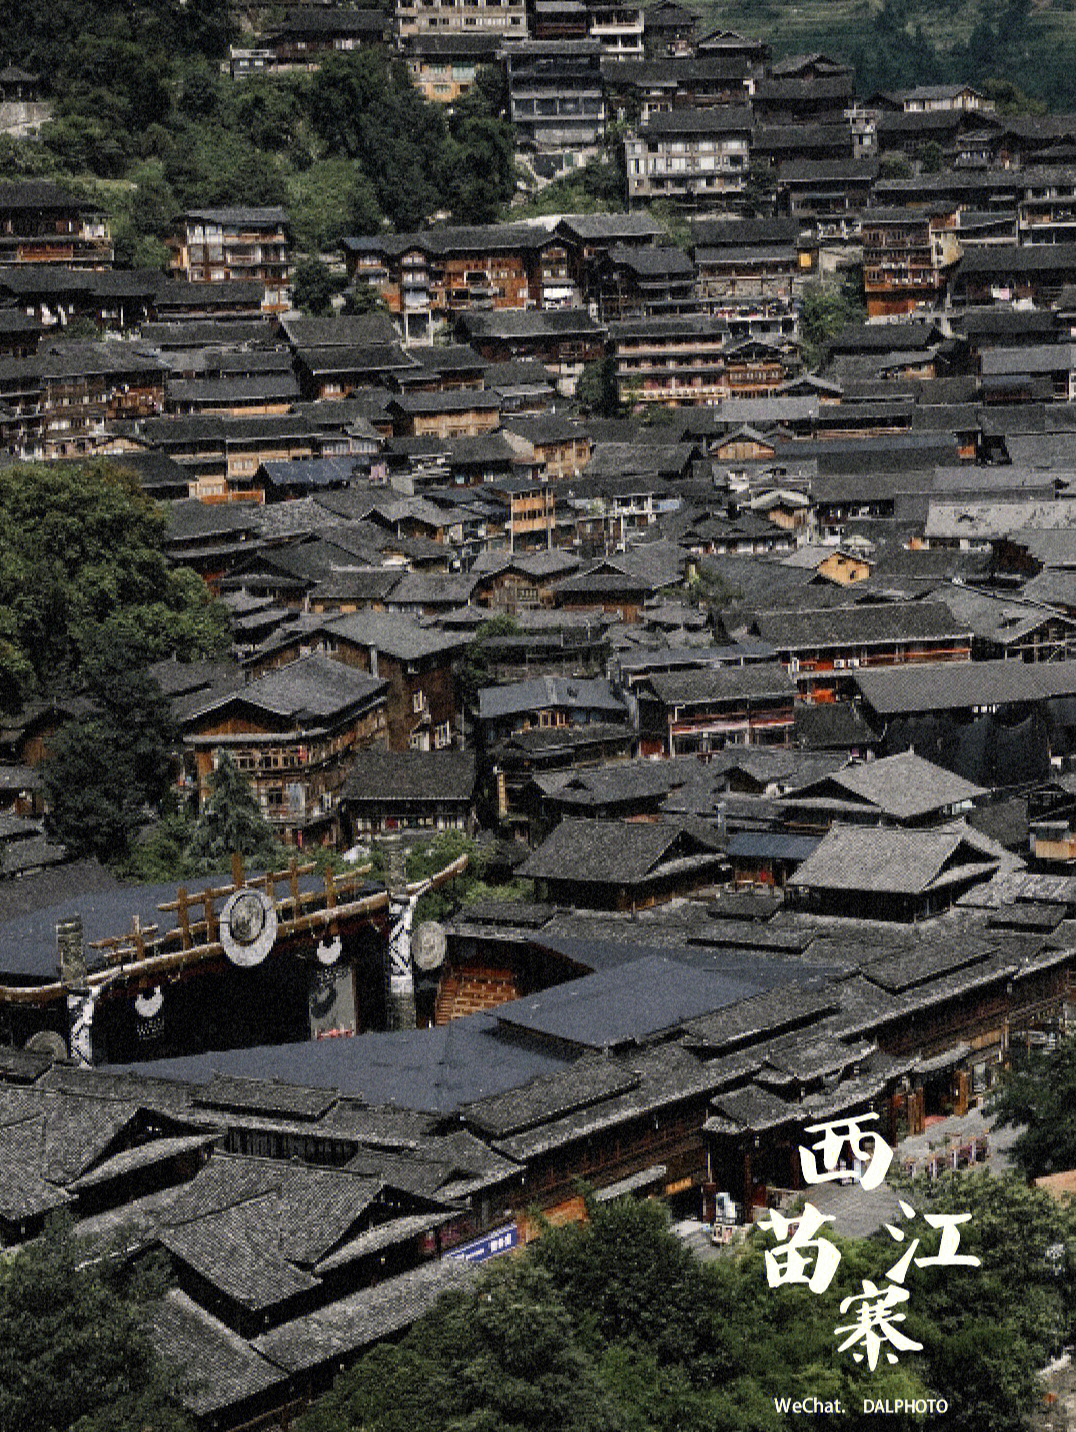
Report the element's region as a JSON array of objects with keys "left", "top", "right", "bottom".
[{"left": 445, "top": 1224, "right": 520, "bottom": 1264}]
